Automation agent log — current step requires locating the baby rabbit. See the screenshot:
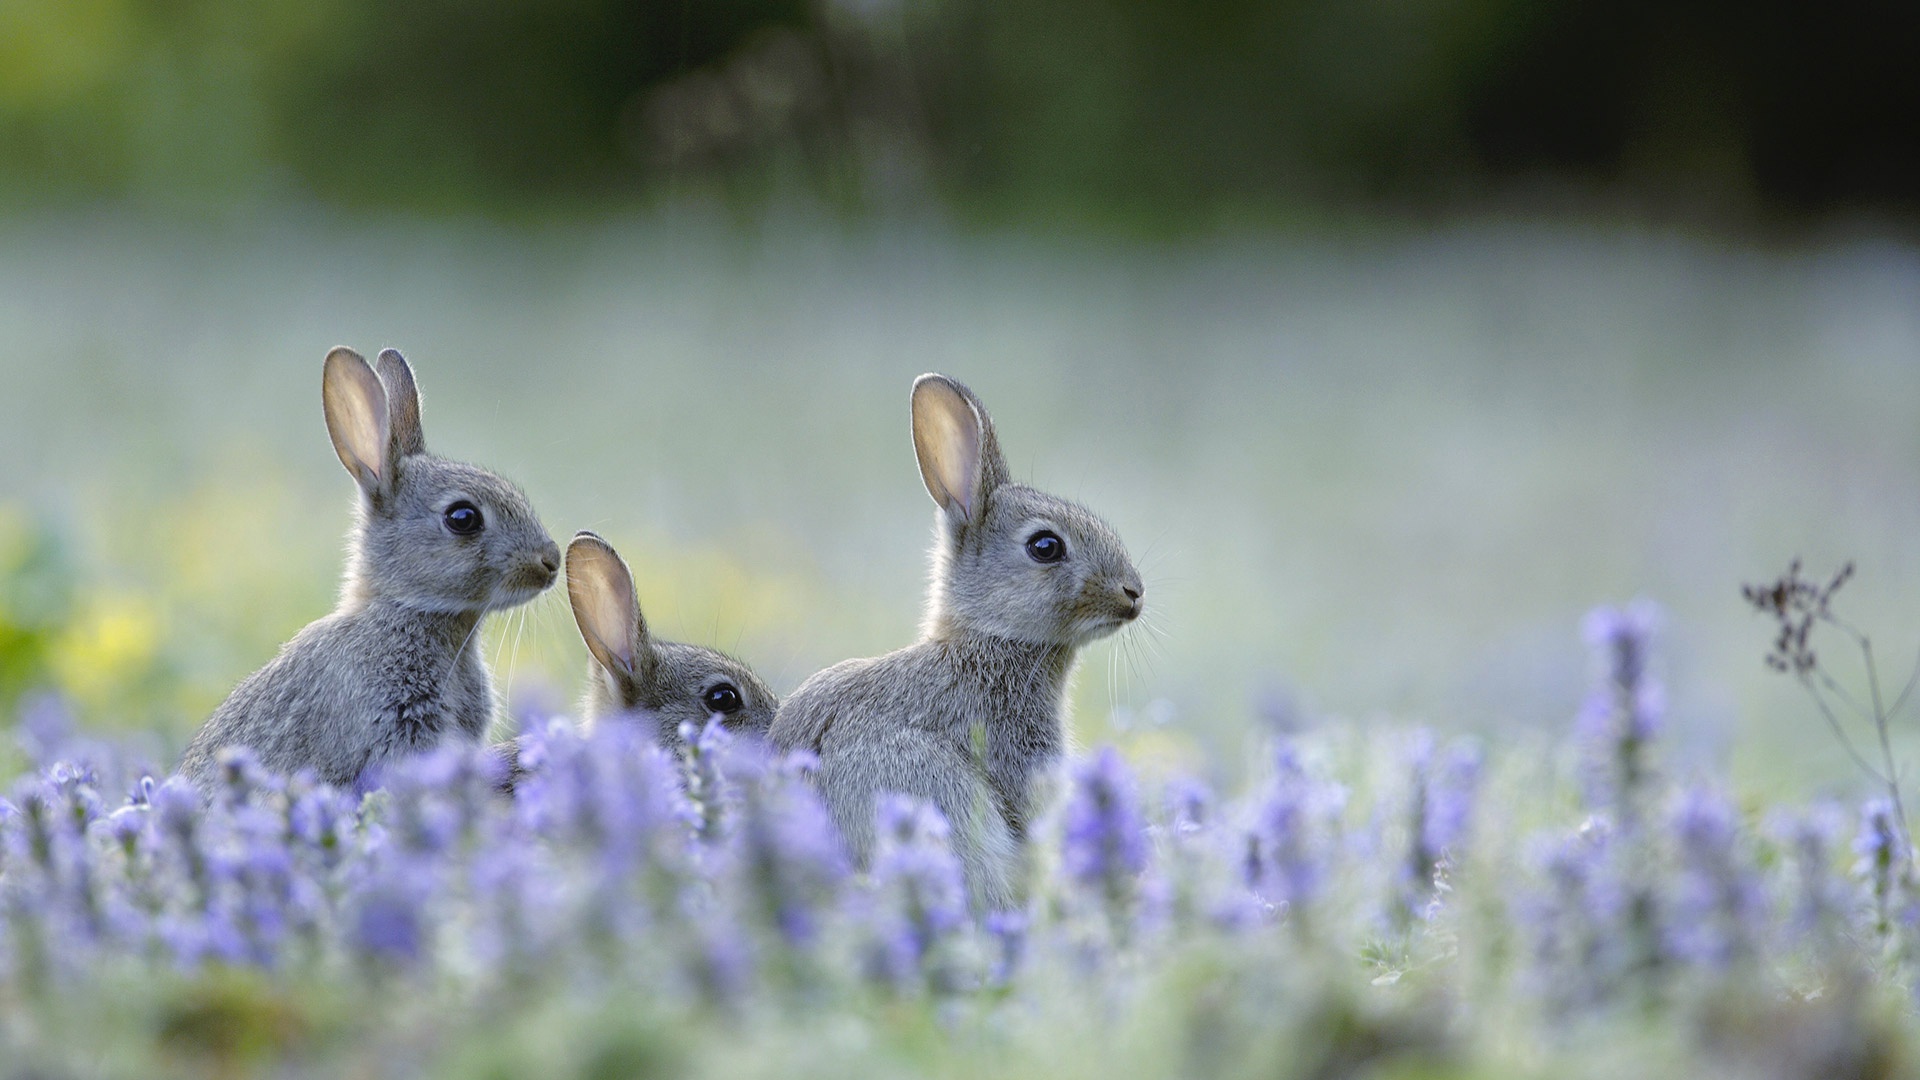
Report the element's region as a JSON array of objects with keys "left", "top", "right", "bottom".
[
  {"left": 769, "top": 374, "right": 1143, "bottom": 909},
  {"left": 181, "top": 347, "right": 560, "bottom": 794},
  {"left": 564, "top": 530, "right": 777, "bottom": 744},
  {"left": 492, "top": 531, "right": 776, "bottom": 793}
]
